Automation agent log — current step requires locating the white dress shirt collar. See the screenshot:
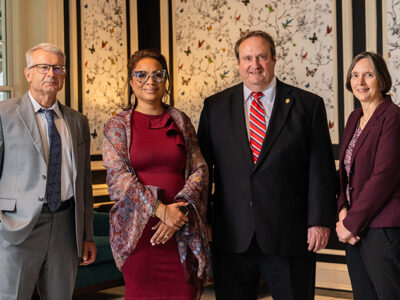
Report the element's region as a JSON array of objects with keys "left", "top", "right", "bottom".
[
  {"left": 28, "top": 91, "right": 62, "bottom": 118},
  {"left": 243, "top": 76, "right": 277, "bottom": 104}
]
